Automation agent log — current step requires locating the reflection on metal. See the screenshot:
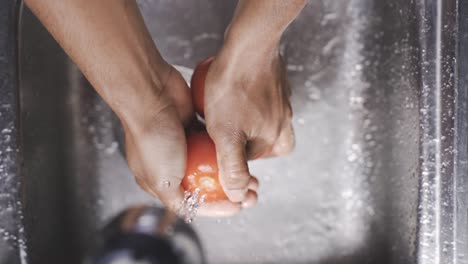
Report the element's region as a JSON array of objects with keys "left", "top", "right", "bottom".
[
  {"left": 0, "top": 0, "right": 25, "bottom": 263},
  {"left": 416, "top": 0, "right": 466, "bottom": 263},
  {"left": 454, "top": 1, "right": 468, "bottom": 263}
]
